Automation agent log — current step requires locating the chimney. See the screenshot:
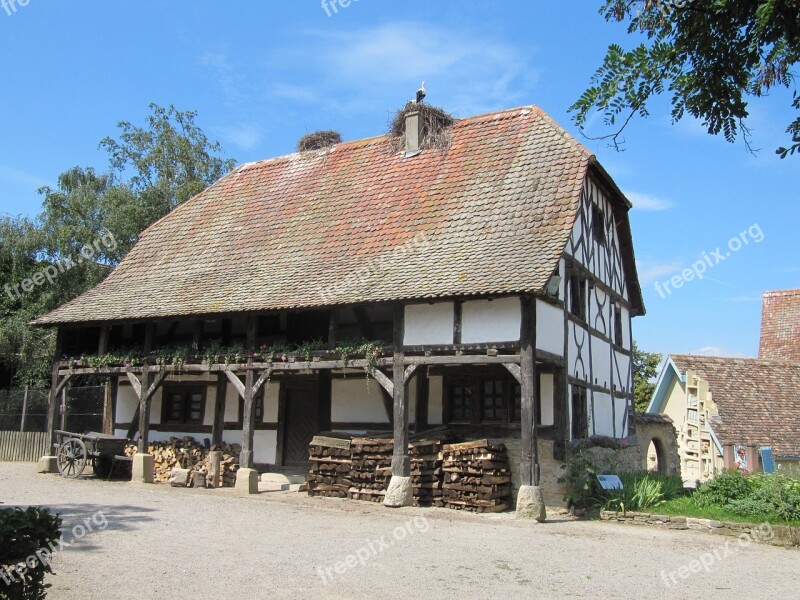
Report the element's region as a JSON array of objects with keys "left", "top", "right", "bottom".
[{"left": 404, "top": 110, "right": 421, "bottom": 158}]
